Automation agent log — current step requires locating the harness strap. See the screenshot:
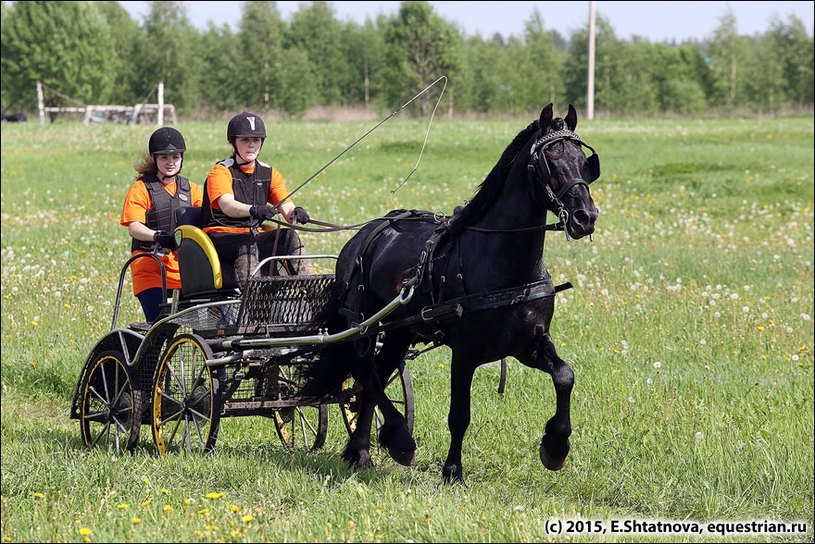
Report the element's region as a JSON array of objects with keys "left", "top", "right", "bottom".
[{"left": 370, "top": 278, "right": 570, "bottom": 337}]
